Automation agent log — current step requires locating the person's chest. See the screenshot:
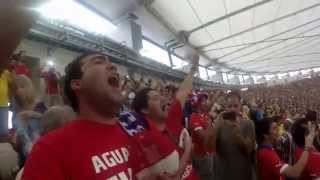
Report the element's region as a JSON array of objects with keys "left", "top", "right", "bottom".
[
  {"left": 60, "top": 126, "right": 137, "bottom": 180},
  {"left": 14, "top": 64, "right": 28, "bottom": 74},
  {"left": 199, "top": 114, "right": 210, "bottom": 128}
]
